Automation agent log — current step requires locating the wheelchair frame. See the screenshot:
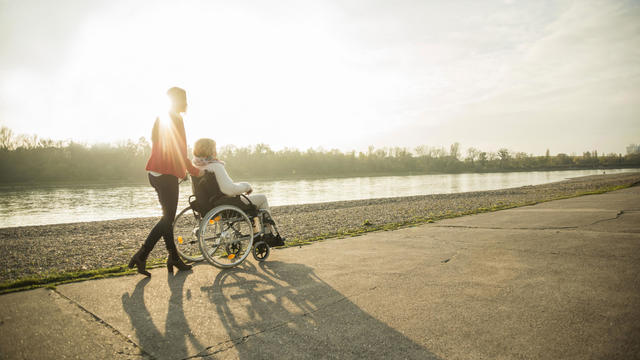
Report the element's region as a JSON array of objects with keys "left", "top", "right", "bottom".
[{"left": 172, "top": 194, "right": 274, "bottom": 269}]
